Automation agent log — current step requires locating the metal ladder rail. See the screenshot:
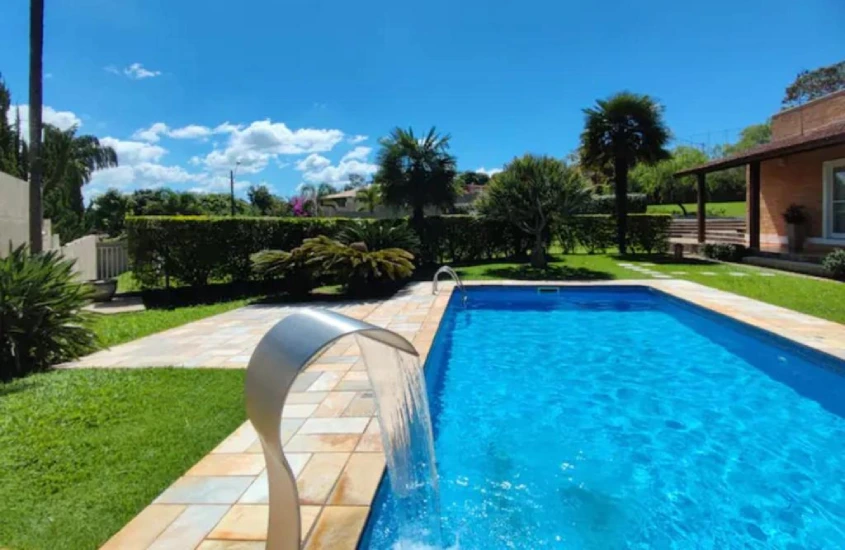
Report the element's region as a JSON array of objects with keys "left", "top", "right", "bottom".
[{"left": 432, "top": 265, "right": 467, "bottom": 305}]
